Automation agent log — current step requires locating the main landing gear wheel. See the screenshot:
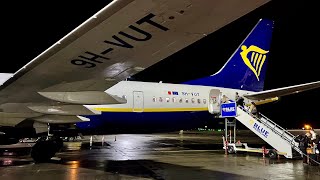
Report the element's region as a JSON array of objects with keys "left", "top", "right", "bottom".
[{"left": 31, "top": 136, "right": 63, "bottom": 163}]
